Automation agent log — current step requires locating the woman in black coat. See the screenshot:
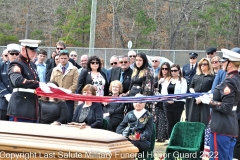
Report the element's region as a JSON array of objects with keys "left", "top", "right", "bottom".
[
  {"left": 77, "top": 56, "right": 109, "bottom": 96},
  {"left": 71, "top": 84, "right": 103, "bottom": 129}
]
